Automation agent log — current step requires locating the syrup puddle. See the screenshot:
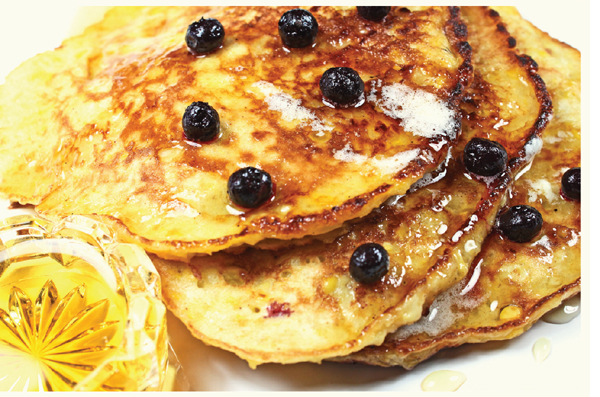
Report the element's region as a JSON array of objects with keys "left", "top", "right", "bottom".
[
  {"left": 421, "top": 370, "right": 466, "bottom": 392},
  {"left": 542, "top": 294, "right": 580, "bottom": 324},
  {"left": 532, "top": 337, "right": 551, "bottom": 363}
]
